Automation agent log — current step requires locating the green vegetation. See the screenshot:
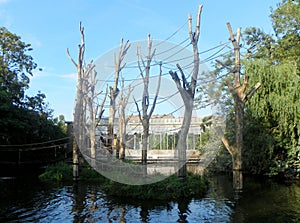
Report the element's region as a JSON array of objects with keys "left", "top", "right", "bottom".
[
  {"left": 102, "top": 173, "right": 208, "bottom": 200},
  {"left": 39, "top": 162, "right": 73, "bottom": 181},
  {"left": 212, "top": 0, "right": 300, "bottom": 178},
  {"left": 39, "top": 162, "right": 209, "bottom": 200},
  {"left": 0, "top": 27, "right": 66, "bottom": 145},
  {"left": 242, "top": 0, "right": 300, "bottom": 177},
  {"left": 1, "top": 0, "right": 299, "bottom": 188}
]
